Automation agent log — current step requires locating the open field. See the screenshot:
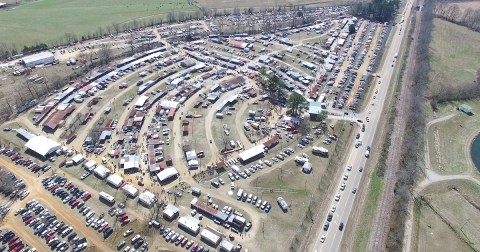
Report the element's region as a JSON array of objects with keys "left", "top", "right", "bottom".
[
  {"left": 446, "top": 1, "right": 480, "bottom": 12},
  {"left": 0, "top": 0, "right": 196, "bottom": 47},
  {"left": 426, "top": 97, "right": 480, "bottom": 175},
  {"left": 229, "top": 121, "right": 354, "bottom": 252},
  {"left": 196, "top": 0, "right": 356, "bottom": 9},
  {"left": 428, "top": 18, "right": 480, "bottom": 93},
  {"left": 413, "top": 180, "right": 480, "bottom": 252}
]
